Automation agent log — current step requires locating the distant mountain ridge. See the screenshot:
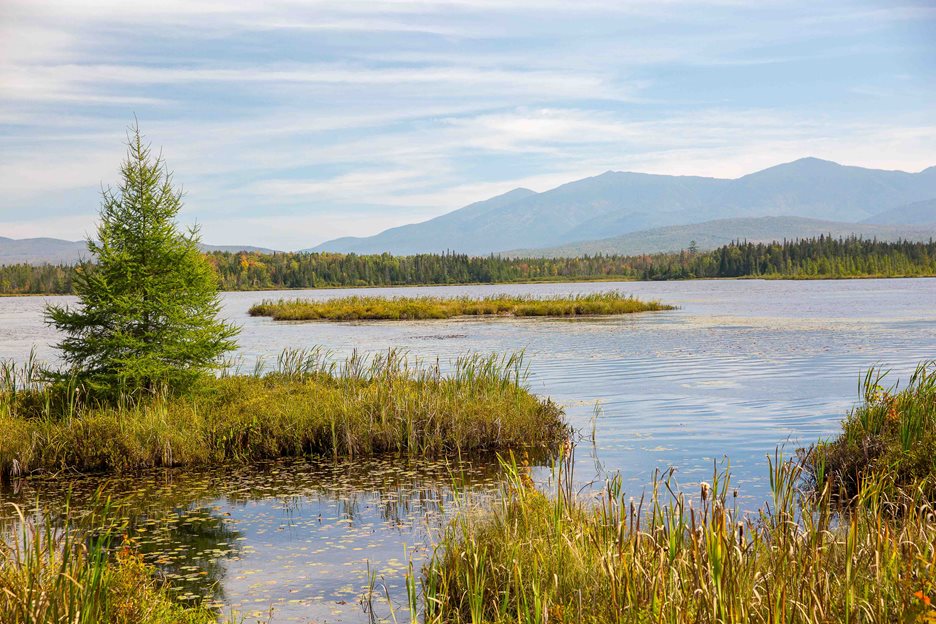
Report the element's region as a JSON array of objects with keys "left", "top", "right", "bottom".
[
  {"left": 505, "top": 216, "right": 936, "bottom": 258},
  {"left": 8, "top": 158, "right": 936, "bottom": 263},
  {"left": 0, "top": 237, "right": 277, "bottom": 265},
  {"left": 862, "top": 198, "right": 936, "bottom": 226},
  {"left": 315, "top": 187, "right": 537, "bottom": 256},
  {"left": 311, "top": 158, "right": 936, "bottom": 255}
]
